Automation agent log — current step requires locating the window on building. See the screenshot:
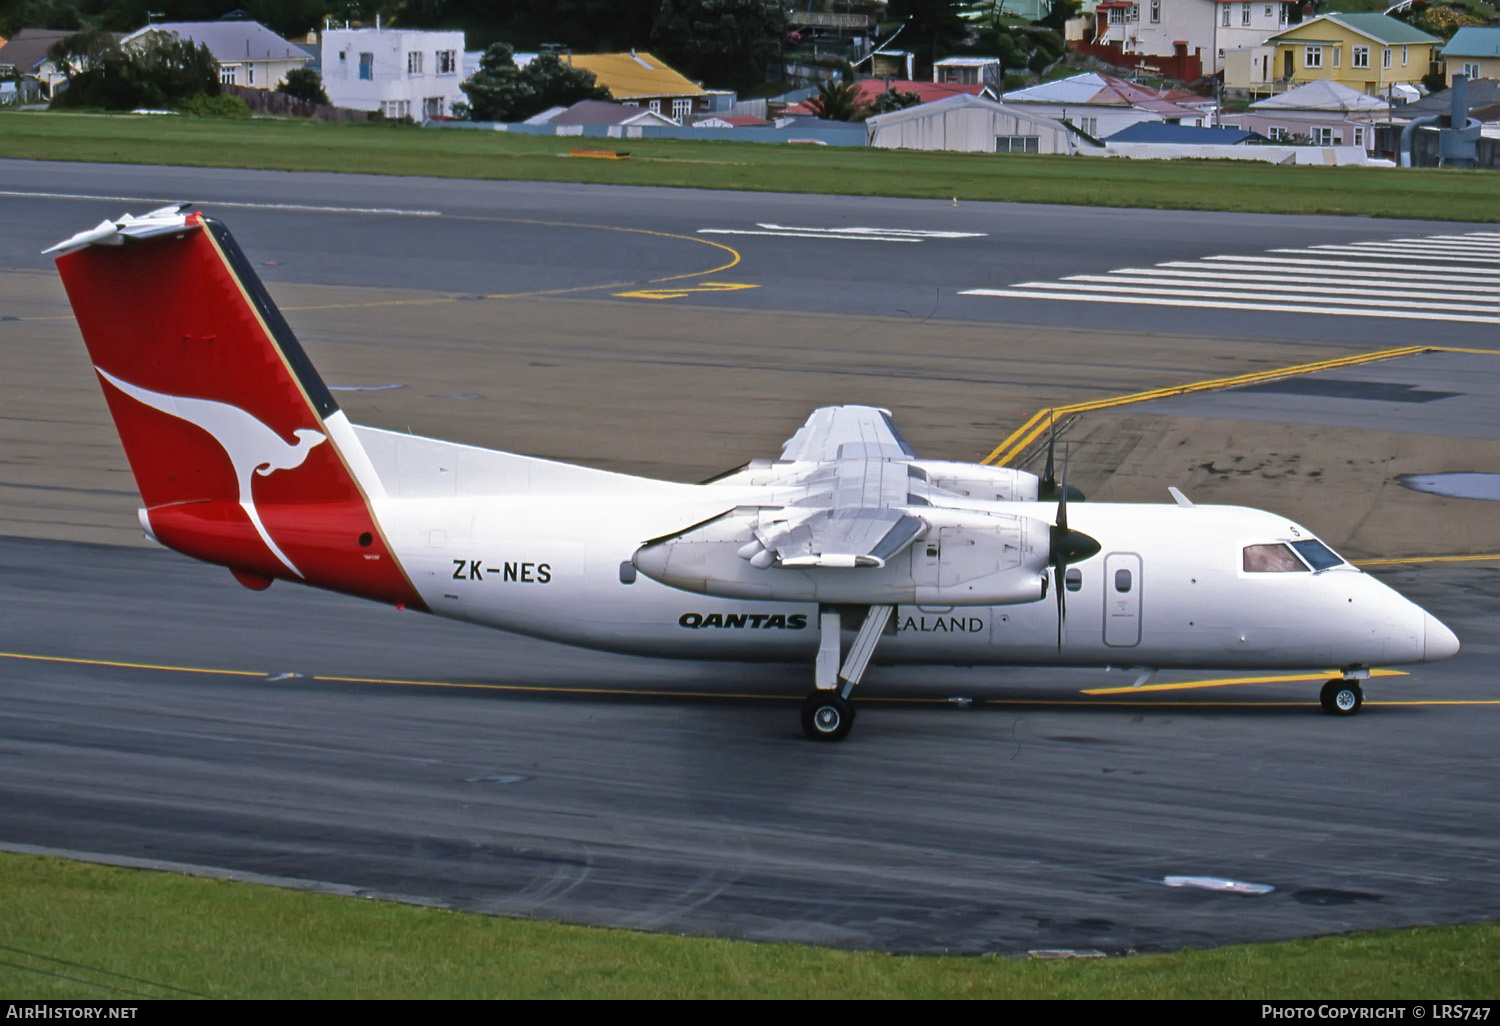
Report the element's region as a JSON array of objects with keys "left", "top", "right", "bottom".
[
  {"left": 1353, "top": 45, "right": 1369, "bottom": 68},
  {"left": 1332, "top": 46, "right": 1340, "bottom": 67},
  {"left": 425, "top": 96, "right": 442, "bottom": 117},
  {"left": 1242, "top": 3, "right": 1251, "bottom": 25},
  {"left": 1268, "top": 125, "right": 1288, "bottom": 140},
  {"left": 359, "top": 52, "right": 373, "bottom": 80},
  {"left": 1401, "top": 45, "right": 1408, "bottom": 66},
  {"left": 247, "top": 65, "right": 254, "bottom": 85},
  {"left": 1464, "top": 62, "right": 1482, "bottom": 78},
  {"left": 1264, "top": 4, "right": 1272, "bottom": 15},
  {"left": 407, "top": 51, "right": 424, "bottom": 75},
  {"left": 1305, "top": 45, "right": 1322, "bottom": 68},
  {"left": 1128, "top": 3, "right": 1139, "bottom": 21},
  {"left": 1353, "top": 126, "right": 1364, "bottom": 146},
  {"left": 648, "top": 98, "right": 662, "bottom": 113},
  {"left": 1111, "top": 6, "right": 1125, "bottom": 23},
  {"left": 1312, "top": 126, "right": 1335, "bottom": 144},
  {"left": 1222, "top": 5, "right": 1231, "bottom": 26},
  {"left": 1382, "top": 47, "right": 1391, "bottom": 68},
  {"left": 1080, "top": 116, "right": 1098, "bottom": 136},
  {"left": 996, "top": 135, "right": 1041, "bottom": 153},
  {"left": 672, "top": 98, "right": 692, "bottom": 121},
  {"left": 1151, "top": 0, "right": 1160, "bottom": 21},
  {"left": 1278, "top": 4, "right": 1287, "bottom": 22},
  {"left": 437, "top": 50, "right": 456, "bottom": 74},
  {"left": 220, "top": 65, "right": 238, "bottom": 85}
]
